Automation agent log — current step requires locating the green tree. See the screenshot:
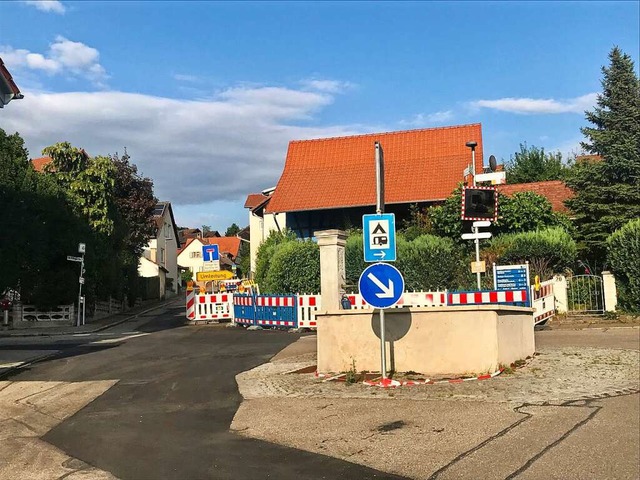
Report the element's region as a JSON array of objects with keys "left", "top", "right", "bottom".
[
  {"left": 565, "top": 47, "right": 640, "bottom": 262},
  {"left": 42, "top": 142, "right": 116, "bottom": 235},
  {"left": 110, "top": 151, "right": 157, "bottom": 257},
  {"left": 606, "top": 219, "right": 640, "bottom": 312},
  {"left": 494, "top": 191, "right": 572, "bottom": 235},
  {"left": 225, "top": 223, "right": 241, "bottom": 237},
  {"left": 0, "top": 130, "right": 91, "bottom": 308},
  {"left": 505, "top": 143, "right": 568, "bottom": 183}
]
